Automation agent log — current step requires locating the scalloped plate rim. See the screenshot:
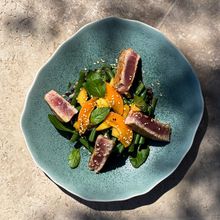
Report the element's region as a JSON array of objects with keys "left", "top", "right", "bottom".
[{"left": 20, "top": 16, "right": 204, "bottom": 202}]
